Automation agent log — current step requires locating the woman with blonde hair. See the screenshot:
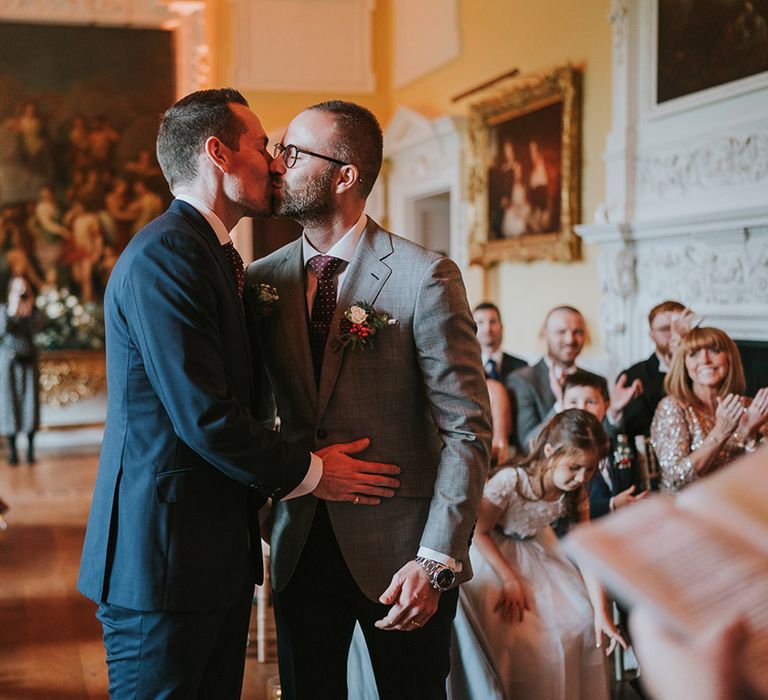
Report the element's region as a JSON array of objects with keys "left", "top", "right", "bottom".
[{"left": 651, "top": 326, "right": 768, "bottom": 493}]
